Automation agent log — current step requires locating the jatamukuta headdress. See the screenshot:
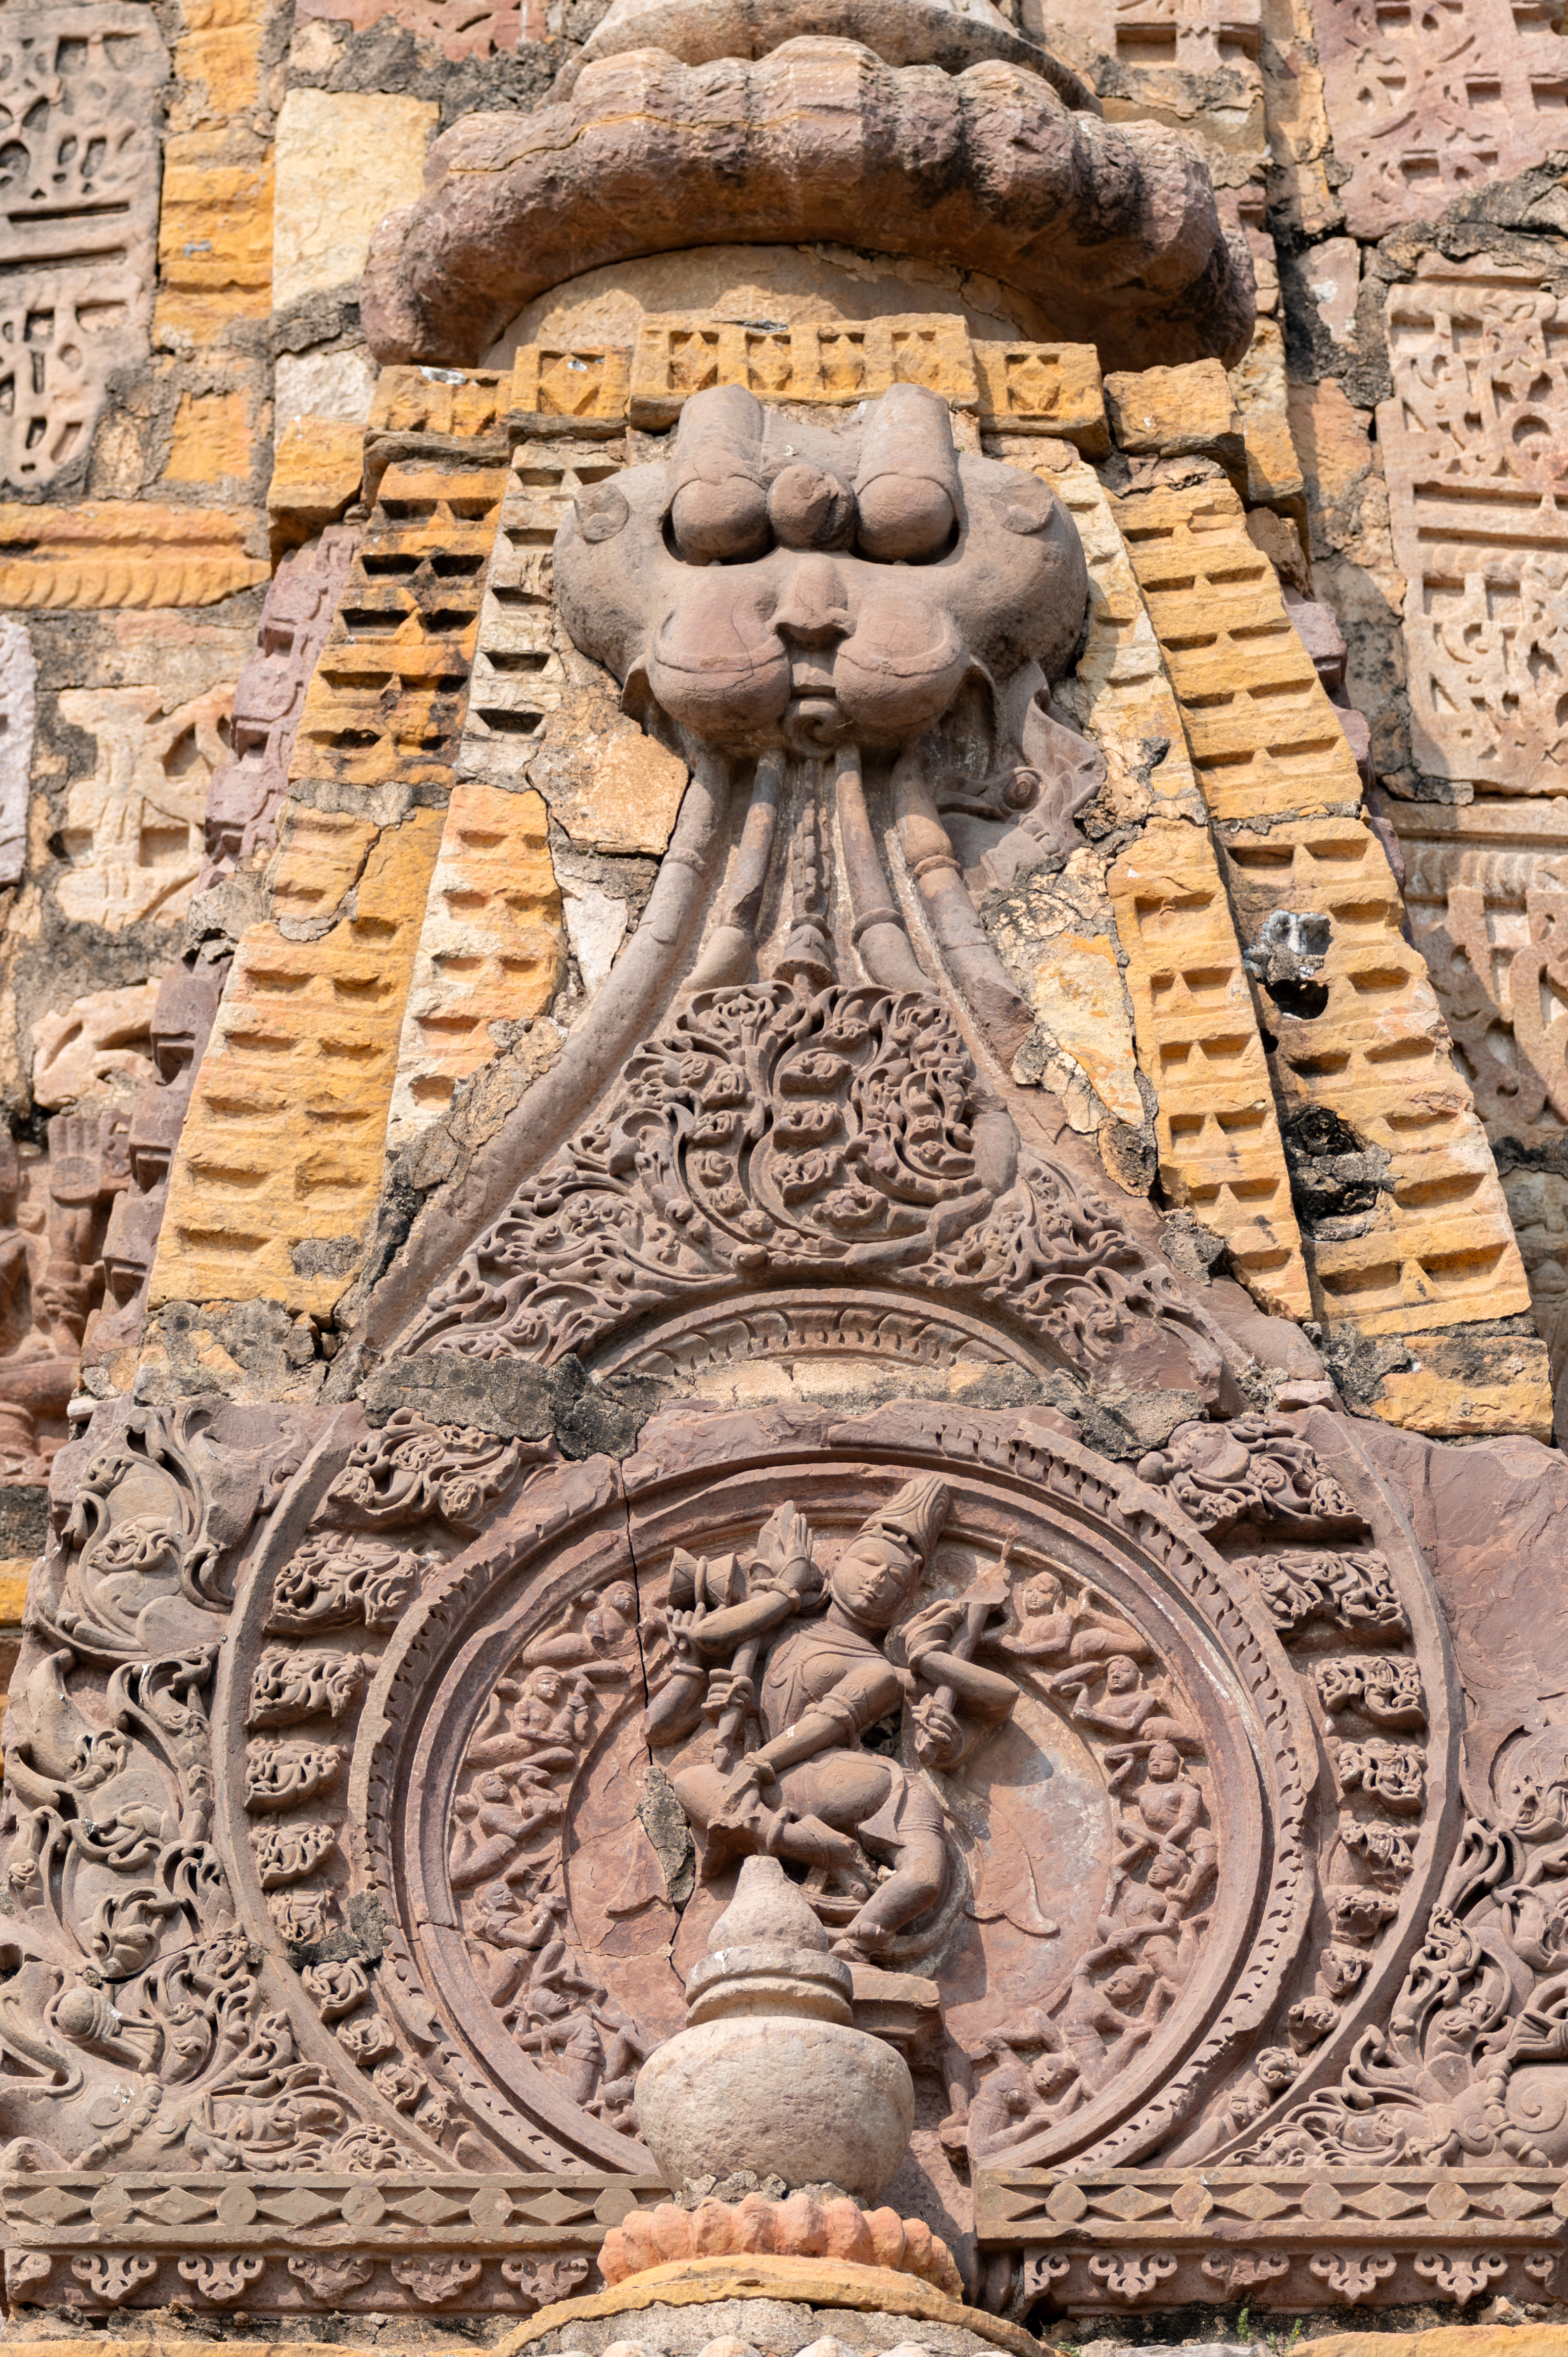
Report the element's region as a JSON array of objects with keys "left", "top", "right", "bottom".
[{"left": 858, "top": 1474, "right": 949, "bottom": 1568}]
